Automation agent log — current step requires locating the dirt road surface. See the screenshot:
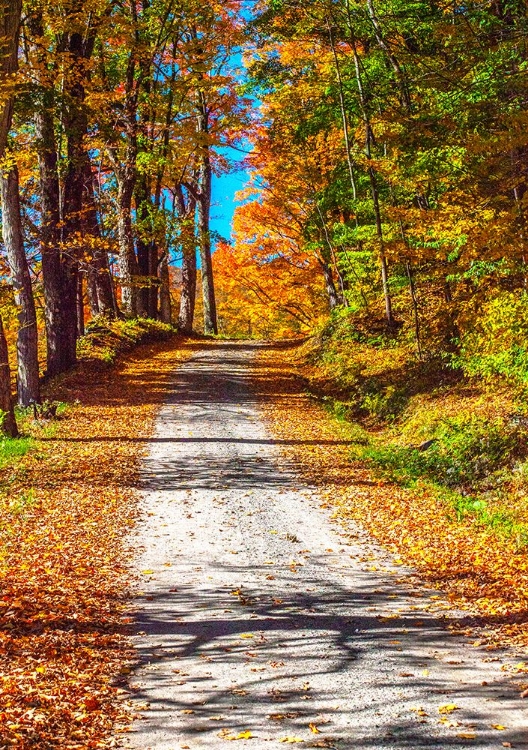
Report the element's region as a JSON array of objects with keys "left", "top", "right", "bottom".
[{"left": 121, "top": 342, "right": 526, "bottom": 750}]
